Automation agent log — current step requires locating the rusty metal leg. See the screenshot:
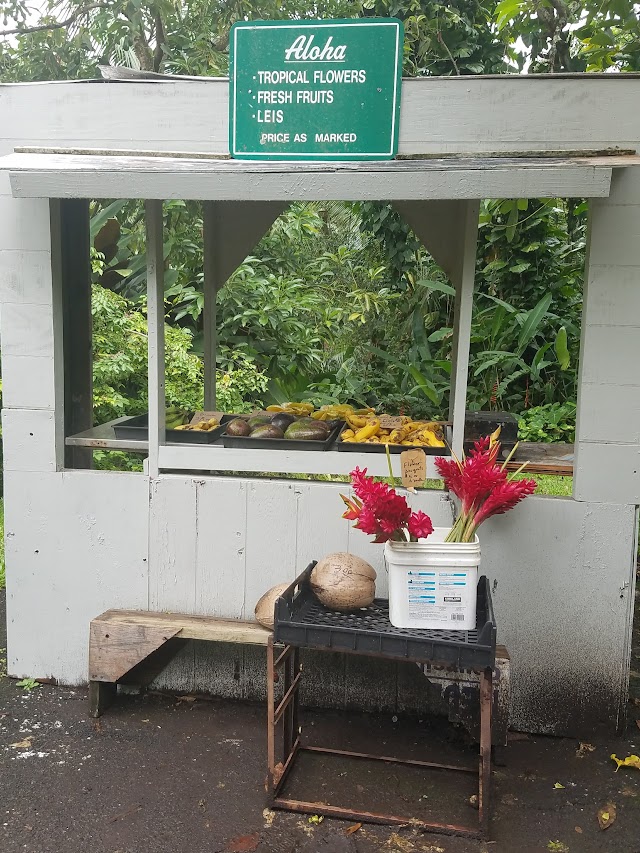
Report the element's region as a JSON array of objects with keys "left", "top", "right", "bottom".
[
  {"left": 283, "top": 644, "right": 294, "bottom": 761},
  {"left": 478, "top": 667, "right": 493, "bottom": 838},
  {"left": 266, "top": 636, "right": 276, "bottom": 797},
  {"left": 292, "top": 648, "right": 301, "bottom": 747}
]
